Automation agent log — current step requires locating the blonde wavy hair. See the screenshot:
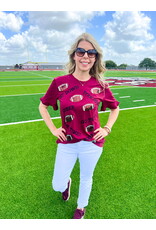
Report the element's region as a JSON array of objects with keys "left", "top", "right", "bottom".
[{"left": 65, "top": 33, "right": 106, "bottom": 86}]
